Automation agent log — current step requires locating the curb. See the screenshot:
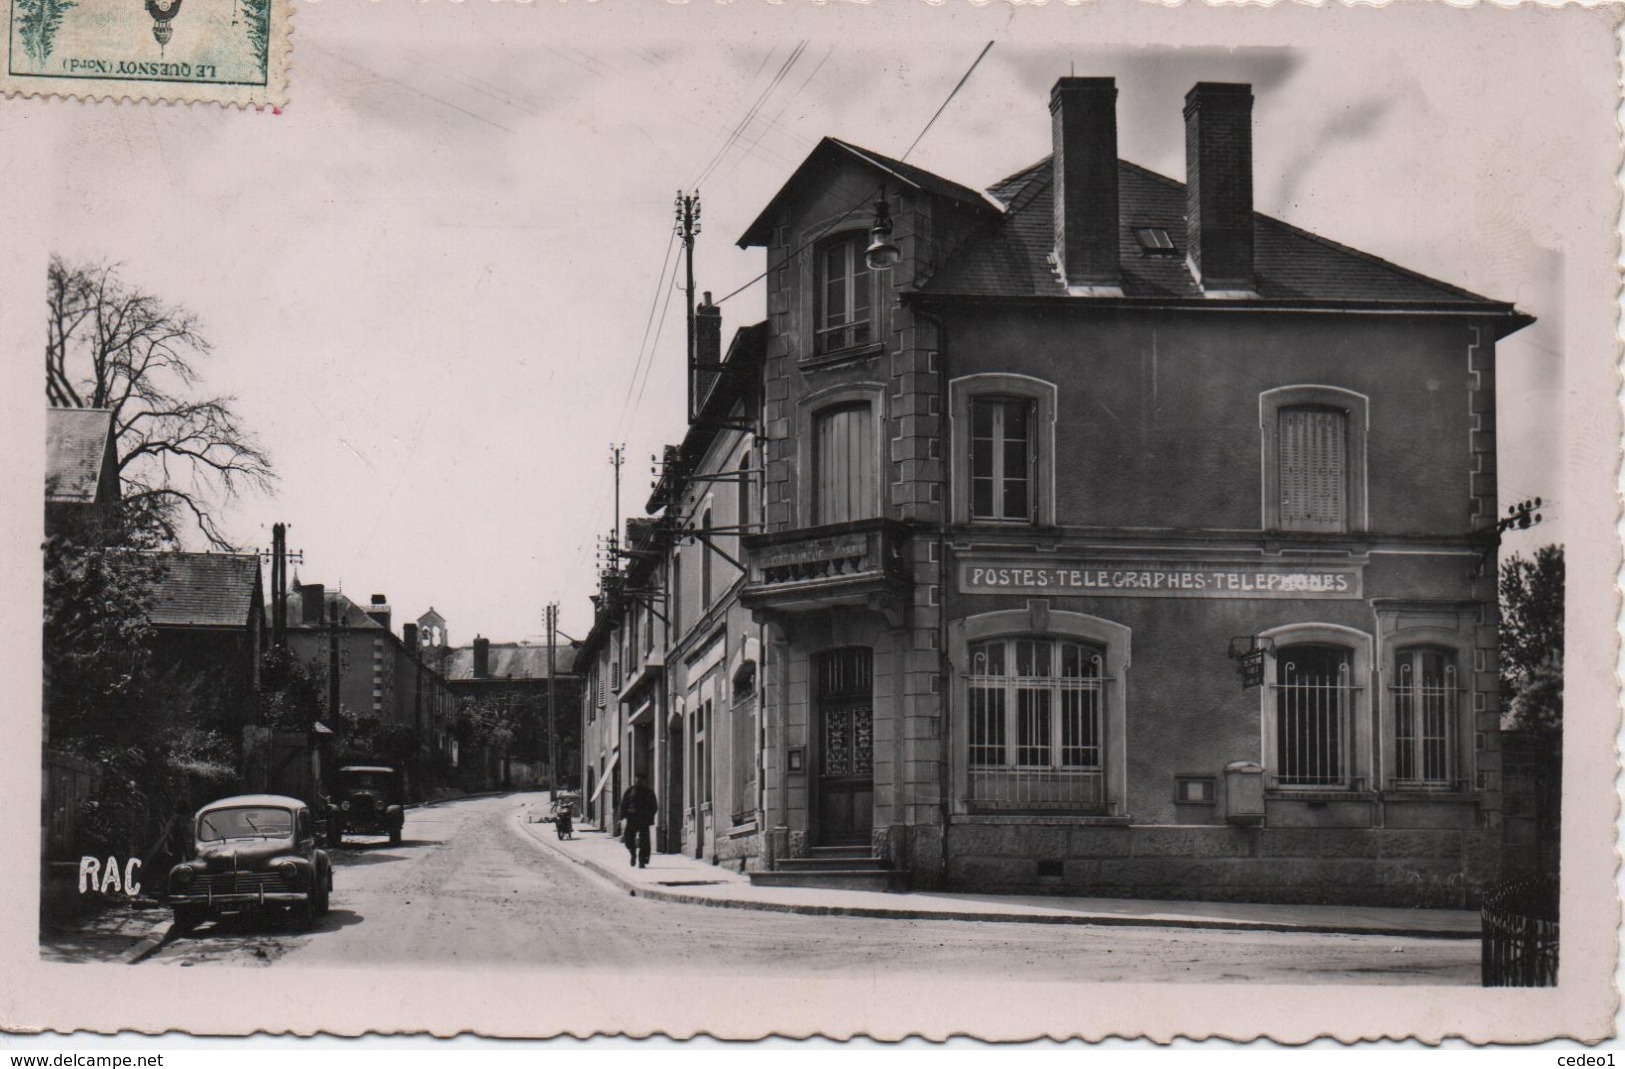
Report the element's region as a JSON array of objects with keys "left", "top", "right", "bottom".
[
  {"left": 516, "top": 817, "right": 1477, "bottom": 940},
  {"left": 409, "top": 788, "right": 535, "bottom": 811},
  {"left": 120, "top": 913, "right": 177, "bottom": 965}
]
